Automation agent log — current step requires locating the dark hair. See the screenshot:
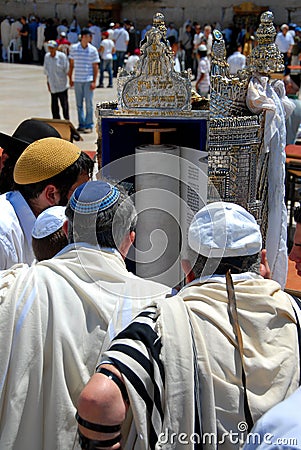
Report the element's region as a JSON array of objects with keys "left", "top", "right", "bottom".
[
  {"left": 65, "top": 182, "right": 137, "bottom": 250},
  {"left": 191, "top": 253, "right": 260, "bottom": 277},
  {"left": 32, "top": 228, "right": 68, "bottom": 261},
  {"left": 15, "top": 152, "right": 94, "bottom": 205},
  {"left": 294, "top": 206, "right": 301, "bottom": 224},
  {"left": 0, "top": 151, "right": 23, "bottom": 193},
  {"left": 167, "top": 35, "right": 176, "bottom": 46}
]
